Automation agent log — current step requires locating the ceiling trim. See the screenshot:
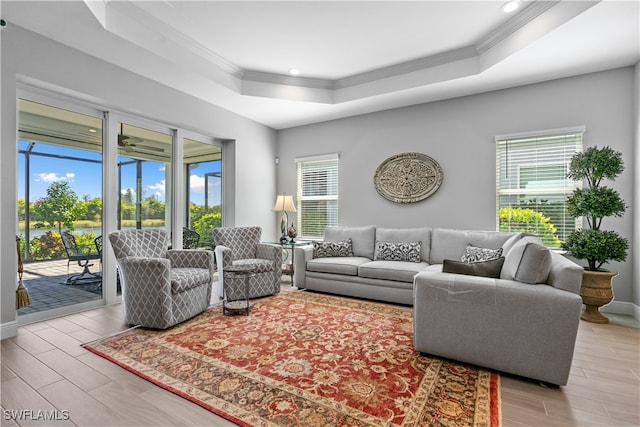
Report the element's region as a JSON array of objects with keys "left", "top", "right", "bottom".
[
  {"left": 83, "top": 0, "right": 601, "bottom": 105},
  {"left": 475, "top": 0, "right": 559, "bottom": 54},
  {"left": 238, "top": 0, "right": 599, "bottom": 103}
]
